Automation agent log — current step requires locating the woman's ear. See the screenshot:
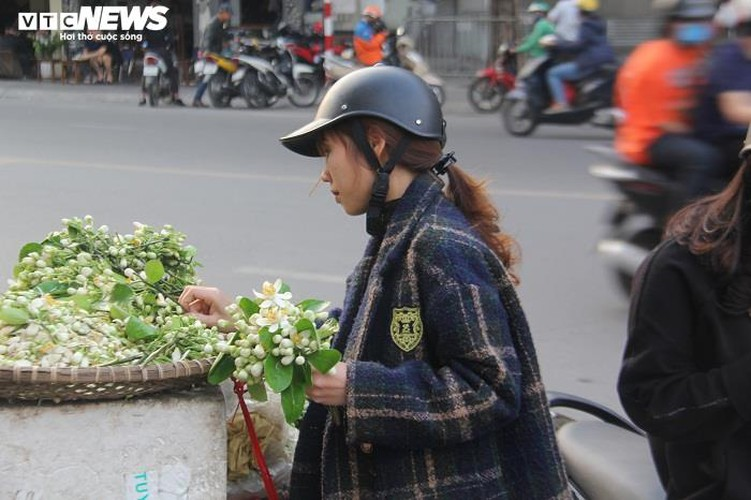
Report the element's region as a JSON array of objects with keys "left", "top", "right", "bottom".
[{"left": 368, "top": 133, "right": 387, "bottom": 162}]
